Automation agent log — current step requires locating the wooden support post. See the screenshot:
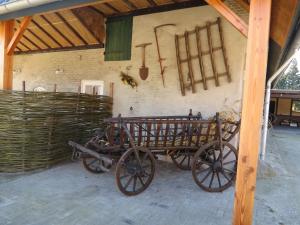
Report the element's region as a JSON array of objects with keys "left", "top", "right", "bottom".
[
  {"left": 109, "top": 82, "right": 114, "bottom": 98},
  {"left": 22, "top": 80, "right": 26, "bottom": 92},
  {"left": 7, "top": 16, "right": 31, "bottom": 55},
  {"left": 204, "top": 0, "right": 248, "bottom": 37},
  {"left": 0, "top": 20, "right": 14, "bottom": 90},
  {"left": 232, "top": 1, "right": 272, "bottom": 225},
  {"left": 54, "top": 84, "right": 57, "bottom": 93}
]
